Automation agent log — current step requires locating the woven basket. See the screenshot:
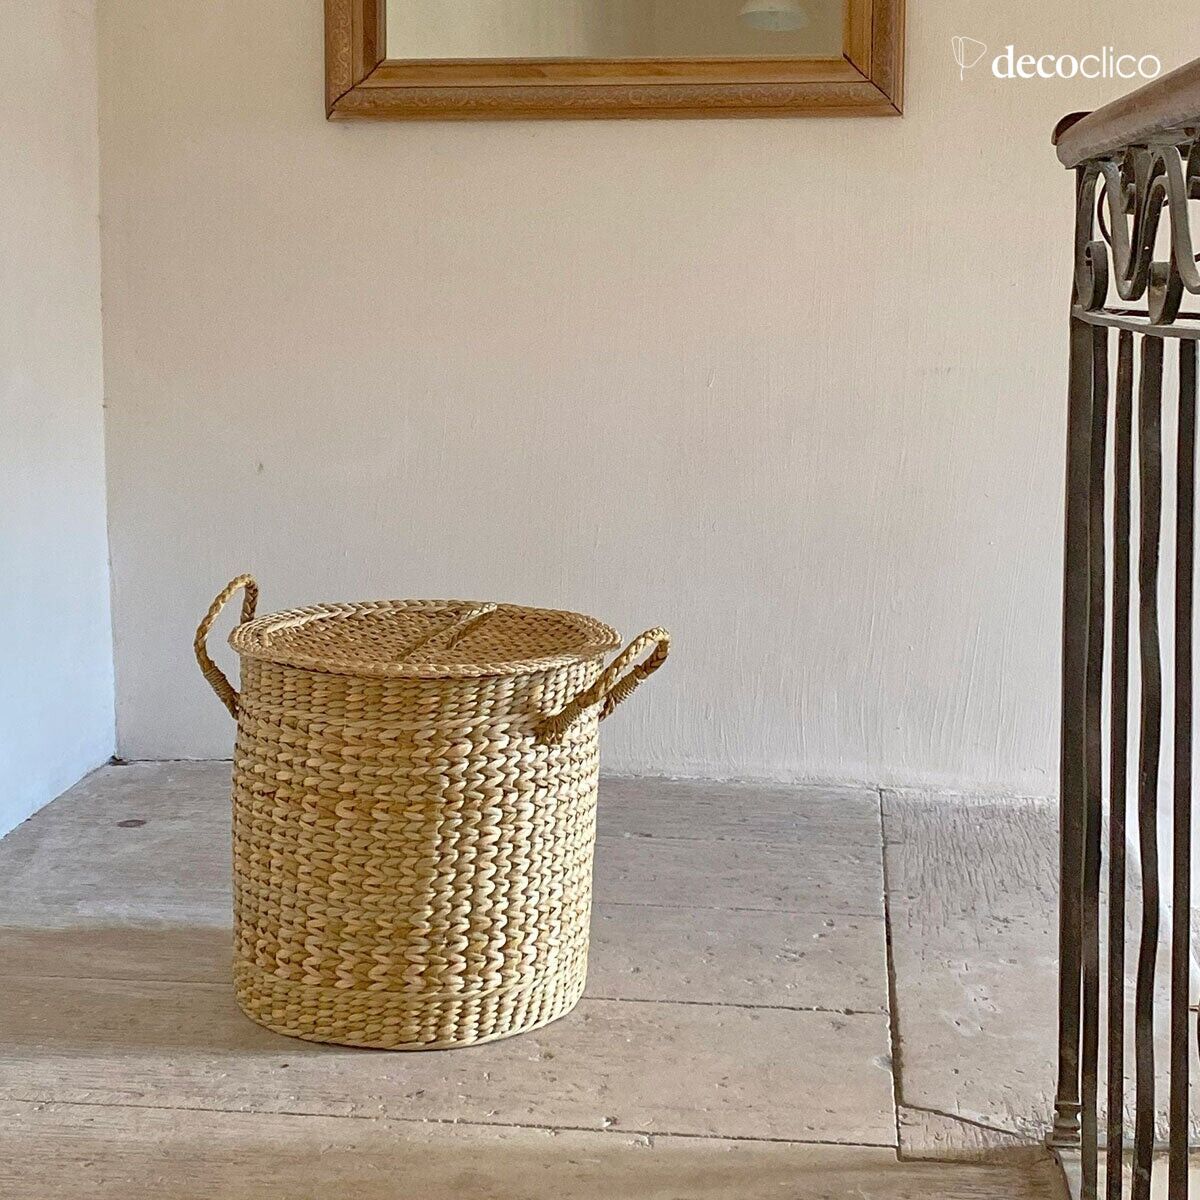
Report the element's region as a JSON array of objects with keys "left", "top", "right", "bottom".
[{"left": 194, "top": 575, "right": 669, "bottom": 1050}]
